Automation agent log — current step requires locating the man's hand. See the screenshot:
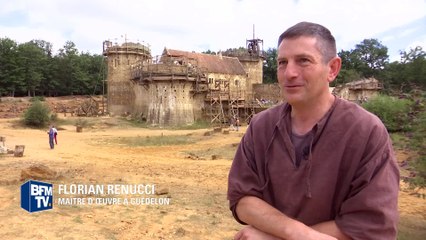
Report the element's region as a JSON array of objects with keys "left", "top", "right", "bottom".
[
  {"left": 234, "top": 226, "right": 282, "bottom": 240},
  {"left": 234, "top": 225, "right": 338, "bottom": 240},
  {"left": 234, "top": 225, "right": 337, "bottom": 240},
  {"left": 287, "top": 224, "right": 338, "bottom": 240}
]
